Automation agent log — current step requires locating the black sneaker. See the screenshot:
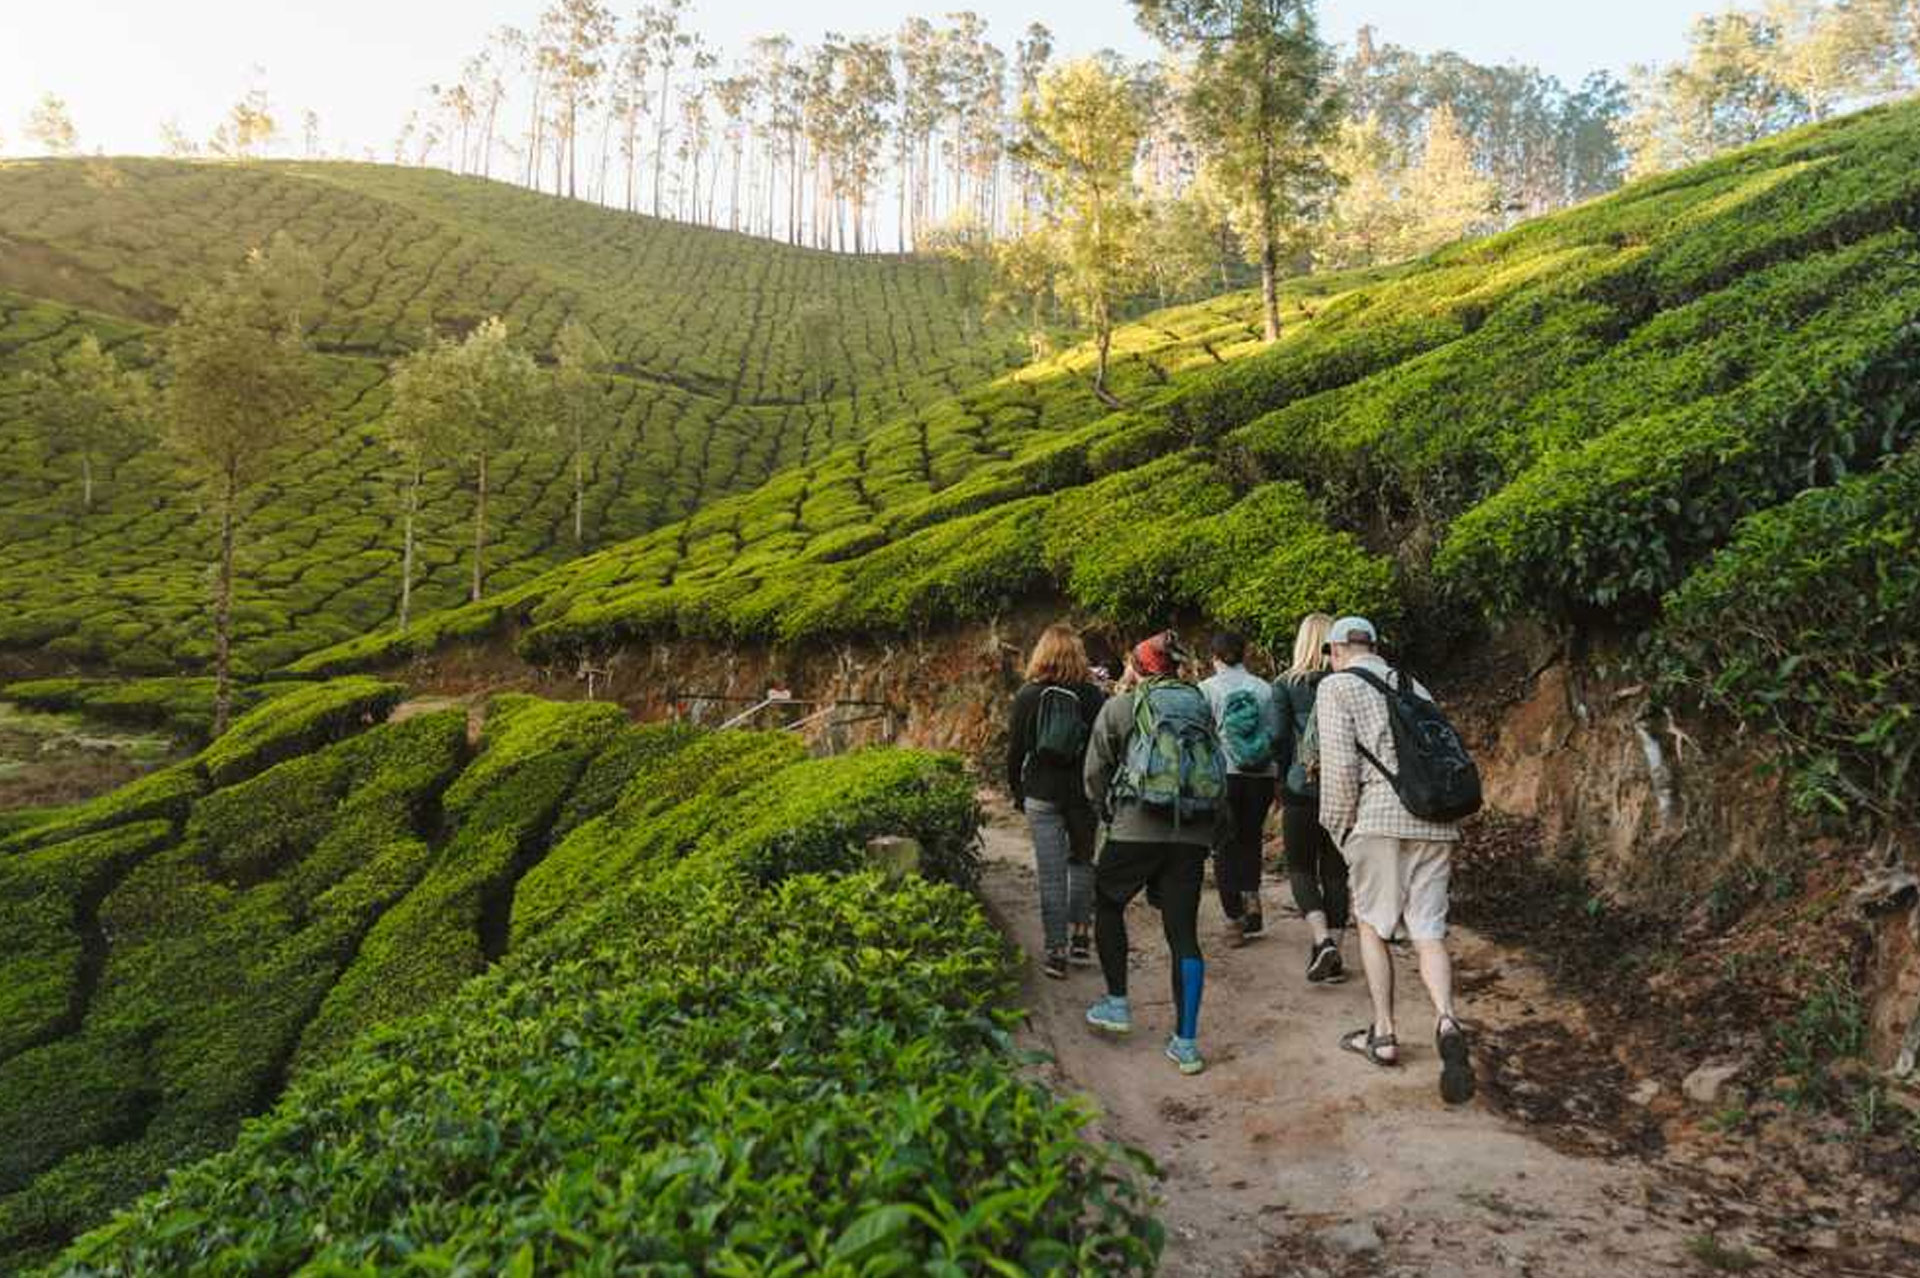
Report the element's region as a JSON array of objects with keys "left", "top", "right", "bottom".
[
  {"left": 1069, "top": 933, "right": 1093, "bottom": 966},
  {"left": 1043, "top": 948, "right": 1070, "bottom": 980},
  {"left": 1306, "top": 938, "right": 1345, "bottom": 984},
  {"left": 1239, "top": 908, "right": 1265, "bottom": 939}
]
